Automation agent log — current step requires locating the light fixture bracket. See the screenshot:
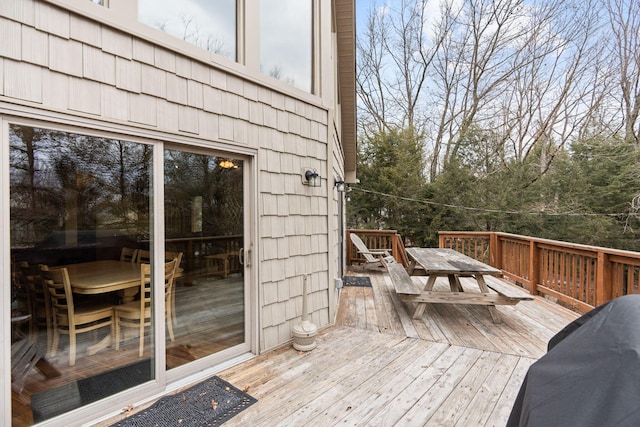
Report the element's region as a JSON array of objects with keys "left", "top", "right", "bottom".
[{"left": 302, "top": 168, "right": 321, "bottom": 187}]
